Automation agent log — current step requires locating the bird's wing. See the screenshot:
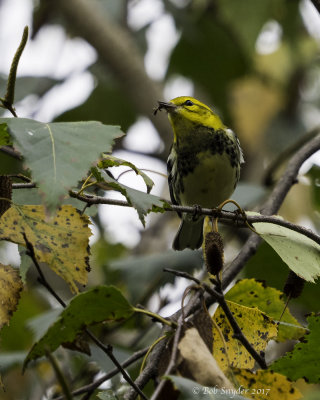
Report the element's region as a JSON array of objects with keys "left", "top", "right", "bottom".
[{"left": 167, "top": 145, "right": 182, "bottom": 217}]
